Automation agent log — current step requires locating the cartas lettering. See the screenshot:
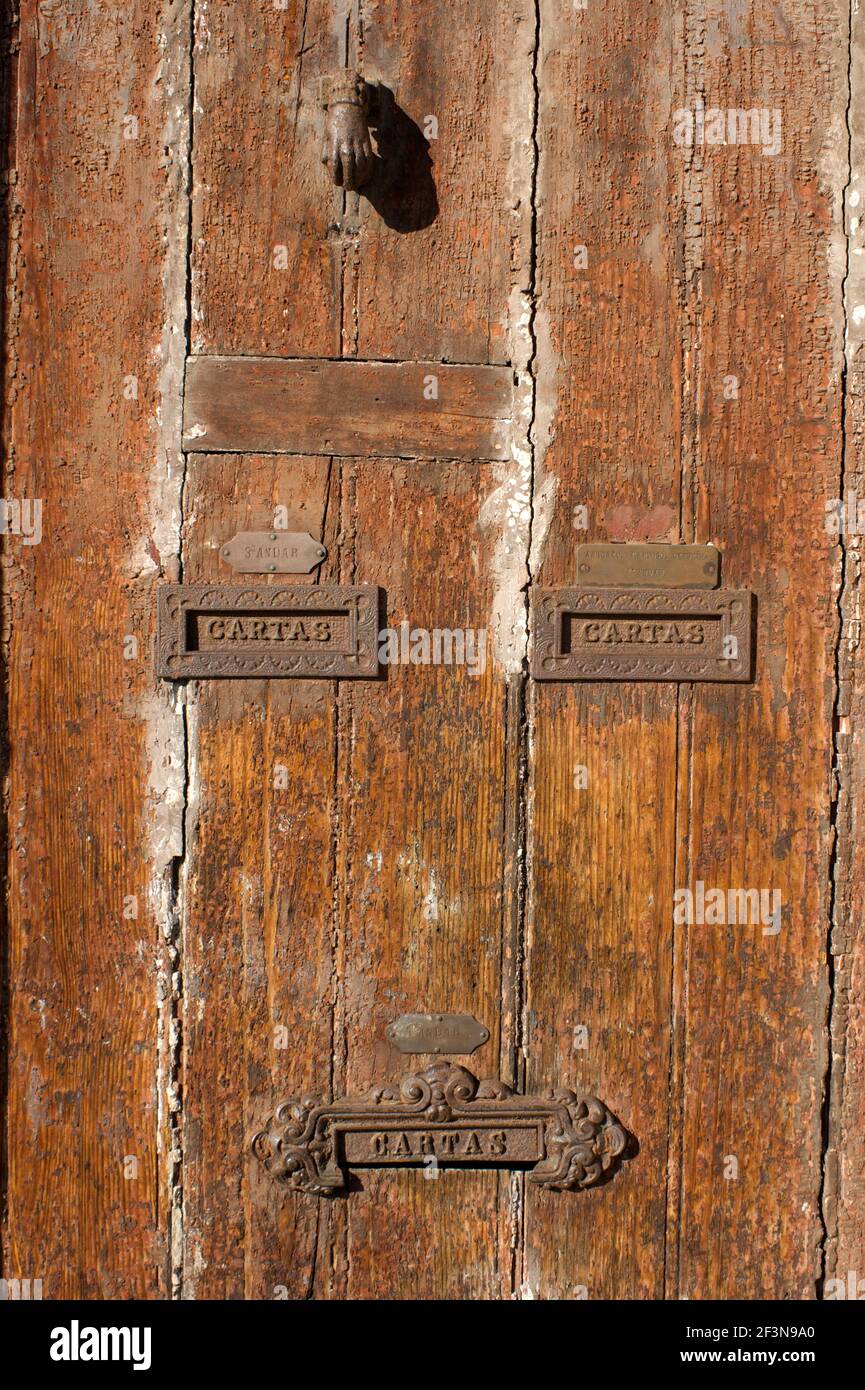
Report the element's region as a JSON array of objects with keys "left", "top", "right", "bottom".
[
  {"left": 204, "top": 616, "right": 331, "bottom": 643},
  {"left": 581, "top": 620, "right": 705, "bottom": 645},
  {"left": 370, "top": 1129, "right": 509, "bottom": 1159}
]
